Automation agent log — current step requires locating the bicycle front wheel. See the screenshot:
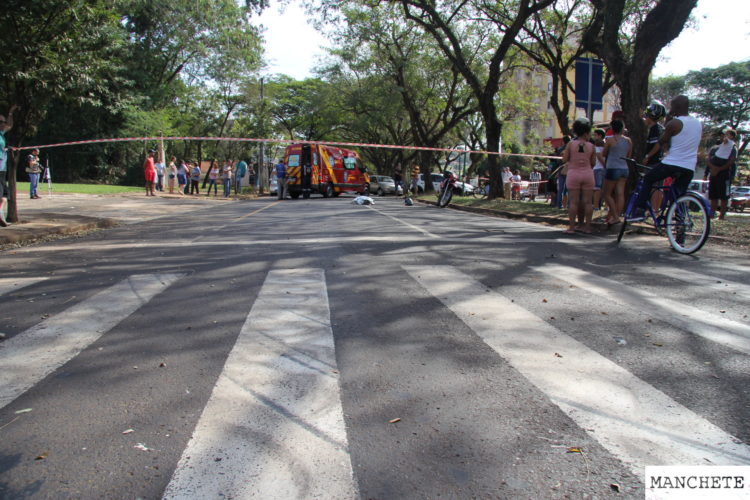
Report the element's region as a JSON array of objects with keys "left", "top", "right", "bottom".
[{"left": 665, "top": 193, "right": 710, "bottom": 254}]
